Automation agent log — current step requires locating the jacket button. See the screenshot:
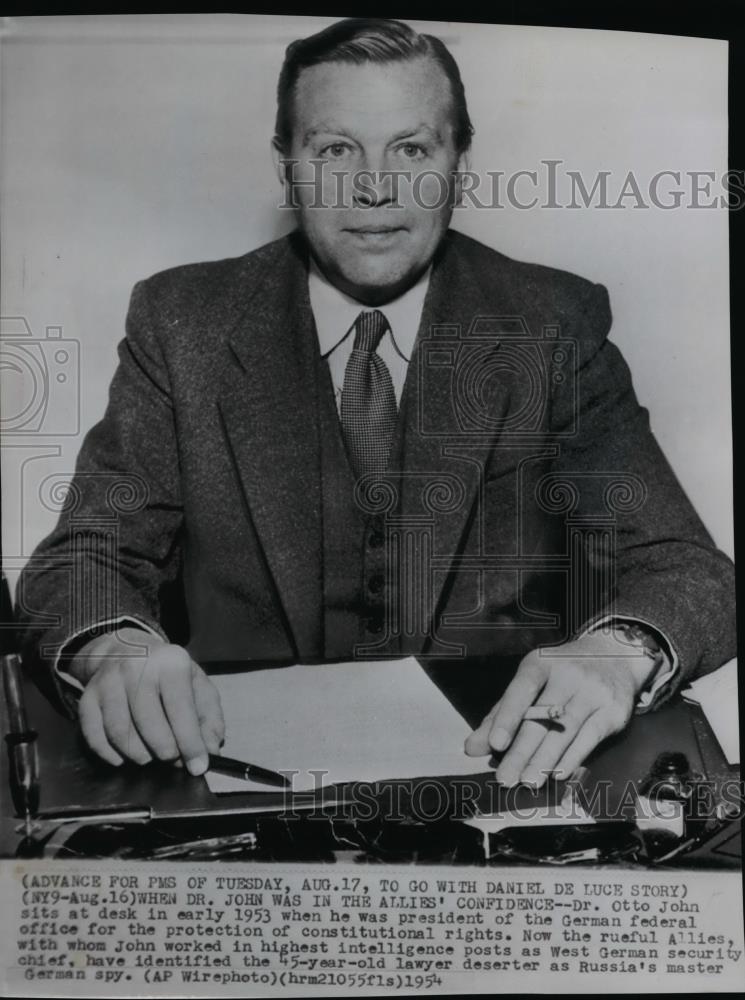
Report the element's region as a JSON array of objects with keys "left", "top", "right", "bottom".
[
  {"left": 368, "top": 530, "right": 384, "bottom": 549},
  {"left": 368, "top": 574, "right": 385, "bottom": 595}
]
